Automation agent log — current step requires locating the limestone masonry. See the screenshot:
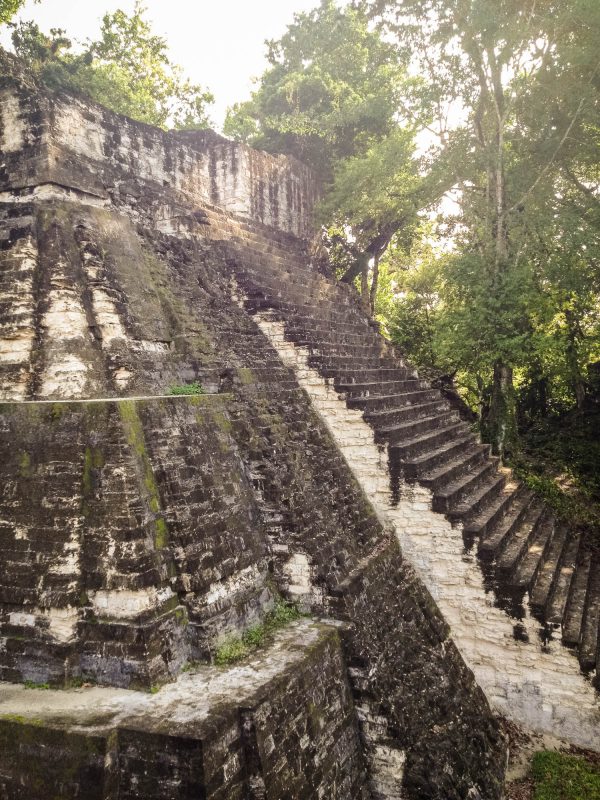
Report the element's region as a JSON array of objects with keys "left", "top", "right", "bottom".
[{"left": 0, "top": 51, "right": 597, "bottom": 799}]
